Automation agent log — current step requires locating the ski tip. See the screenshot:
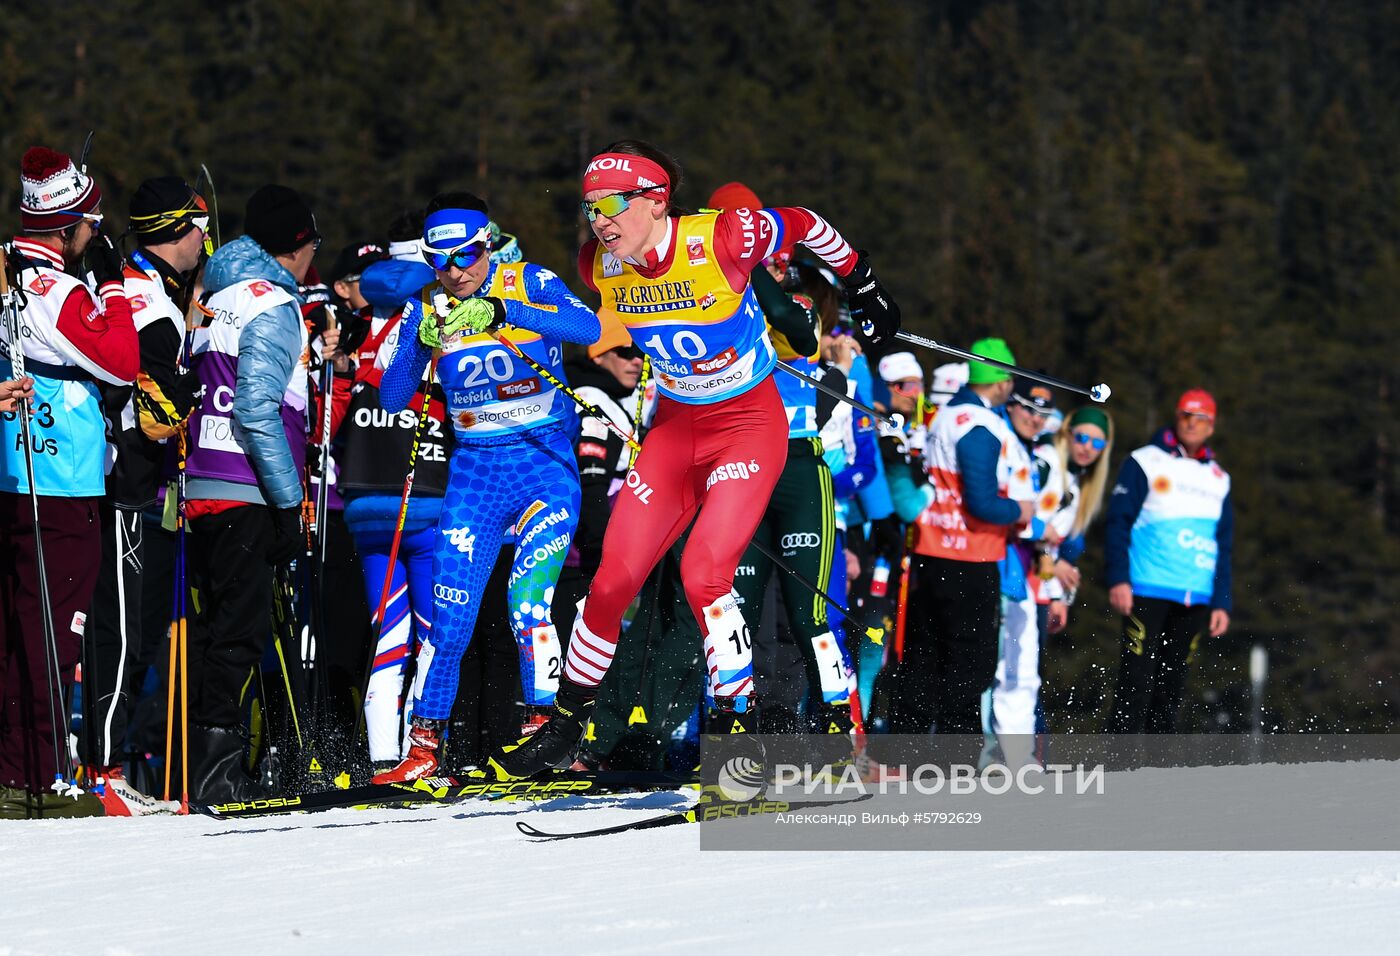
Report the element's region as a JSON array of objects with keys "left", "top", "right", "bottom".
[
  {"left": 516, "top": 821, "right": 546, "bottom": 838},
  {"left": 865, "top": 626, "right": 885, "bottom": 644}
]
